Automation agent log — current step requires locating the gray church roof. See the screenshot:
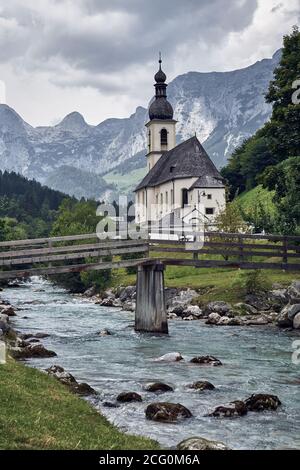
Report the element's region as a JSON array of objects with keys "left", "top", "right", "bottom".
[{"left": 134, "top": 136, "right": 225, "bottom": 191}]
